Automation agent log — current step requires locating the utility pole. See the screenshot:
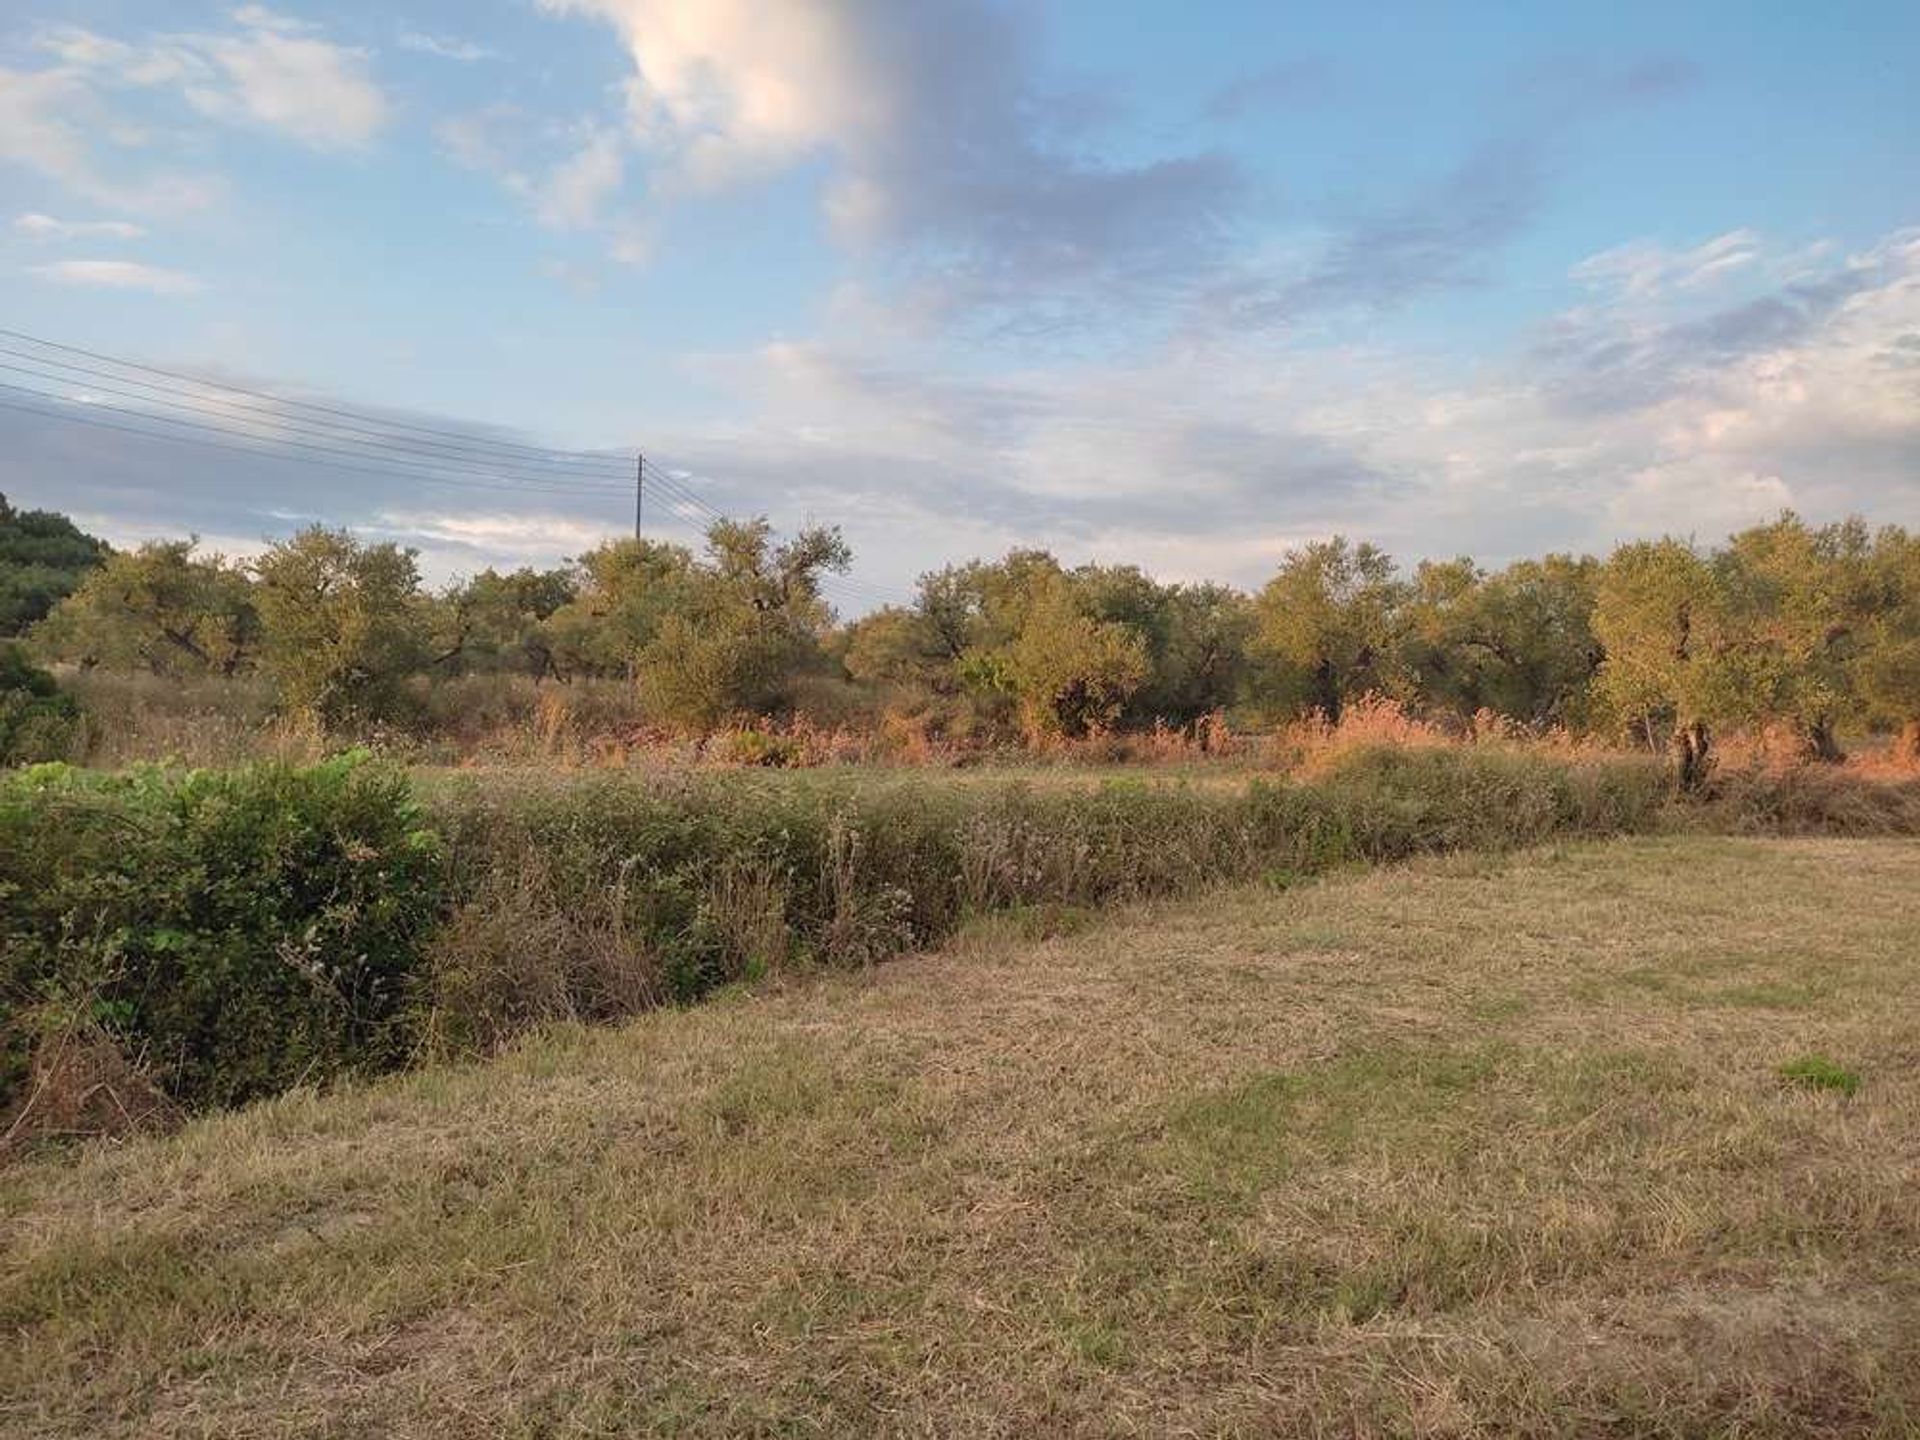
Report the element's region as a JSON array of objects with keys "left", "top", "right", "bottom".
[{"left": 634, "top": 451, "right": 644, "bottom": 541}]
